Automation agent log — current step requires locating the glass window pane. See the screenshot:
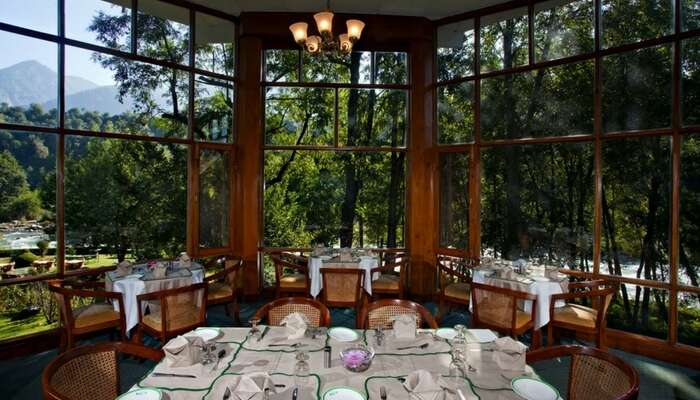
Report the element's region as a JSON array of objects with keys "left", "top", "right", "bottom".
[
  {"left": 264, "top": 87, "right": 335, "bottom": 146},
  {"left": 481, "top": 142, "right": 594, "bottom": 268},
  {"left": 534, "top": 0, "right": 594, "bottom": 62},
  {"left": 303, "top": 52, "right": 370, "bottom": 84},
  {"left": 439, "top": 152, "right": 469, "bottom": 249},
  {"left": 65, "top": 46, "right": 188, "bottom": 138},
  {"left": 0, "top": 283, "right": 58, "bottom": 340},
  {"left": 678, "top": 291, "right": 700, "bottom": 346},
  {"left": 680, "top": 135, "right": 700, "bottom": 288},
  {"left": 437, "top": 19, "right": 475, "bottom": 81},
  {"left": 480, "top": 8, "right": 528, "bottom": 73},
  {"left": 374, "top": 52, "right": 408, "bottom": 85},
  {"left": 0, "top": 130, "right": 57, "bottom": 274},
  {"left": 481, "top": 143, "right": 594, "bottom": 271},
  {"left": 265, "top": 49, "right": 299, "bottom": 83},
  {"left": 602, "top": 45, "right": 672, "bottom": 133},
  {"left": 606, "top": 284, "right": 669, "bottom": 340},
  {"left": 195, "top": 75, "right": 233, "bottom": 143},
  {"left": 438, "top": 81, "right": 474, "bottom": 144},
  {"left": 195, "top": 12, "right": 235, "bottom": 76},
  {"left": 263, "top": 151, "right": 405, "bottom": 248},
  {"left": 0, "top": 0, "right": 56, "bottom": 34},
  {"left": 601, "top": 137, "right": 671, "bottom": 282},
  {"left": 480, "top": 61, "right": 594, "bottom": 140},
  {"left": 137, "top": 0, "right": 189, "bottom": 65},
  {"left": 0, "top": 32, "right": 58, "bottom": 128},
  {"left": 338, "top": 89, "right": 407, "bottom": 147},
  {"left": 199, "top": 148, "right": 230, "bottom": 248},
  {"left": 682, "top": 0, "right": 700, "bottom": 31},
  {"left": 682, "top": 38, "right": 700, "bottom": 127},
  {"left": 601, "top": 0, "right": 673, "bottom": 48},
  {"left": 65, "top": 136, "right": 186, "bottom": 261},
  {"left": 66, "top": 0, "right": 131, "bottom": 50}
]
